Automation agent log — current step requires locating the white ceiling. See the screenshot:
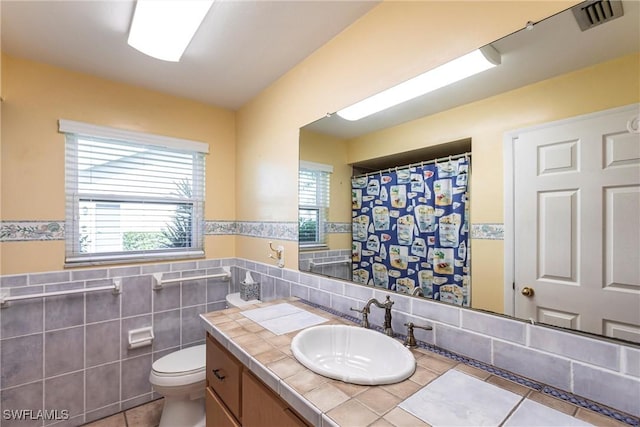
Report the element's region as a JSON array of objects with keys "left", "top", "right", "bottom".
[
  {"left": 1, "top": 0, "right": 378, "bottom": 110},
  {"left": 2, "top": 0, "right": 638, "bottom": 130}
]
